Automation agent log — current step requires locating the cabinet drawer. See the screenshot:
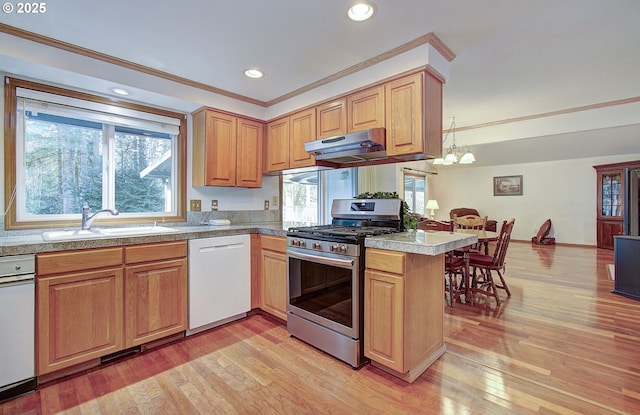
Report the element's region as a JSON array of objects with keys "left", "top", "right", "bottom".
[
  {"left": 366, "top": 249, "right": 405, "bottom": 275},
  {"left": 37, "top": 247, "right": 123, "bottom": 276},
  {"left": 261, "top": 235, "right": 286, "bottom": 253},
  {"left": 124, "top": 241, "right": 187, "bottom": 264}
]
